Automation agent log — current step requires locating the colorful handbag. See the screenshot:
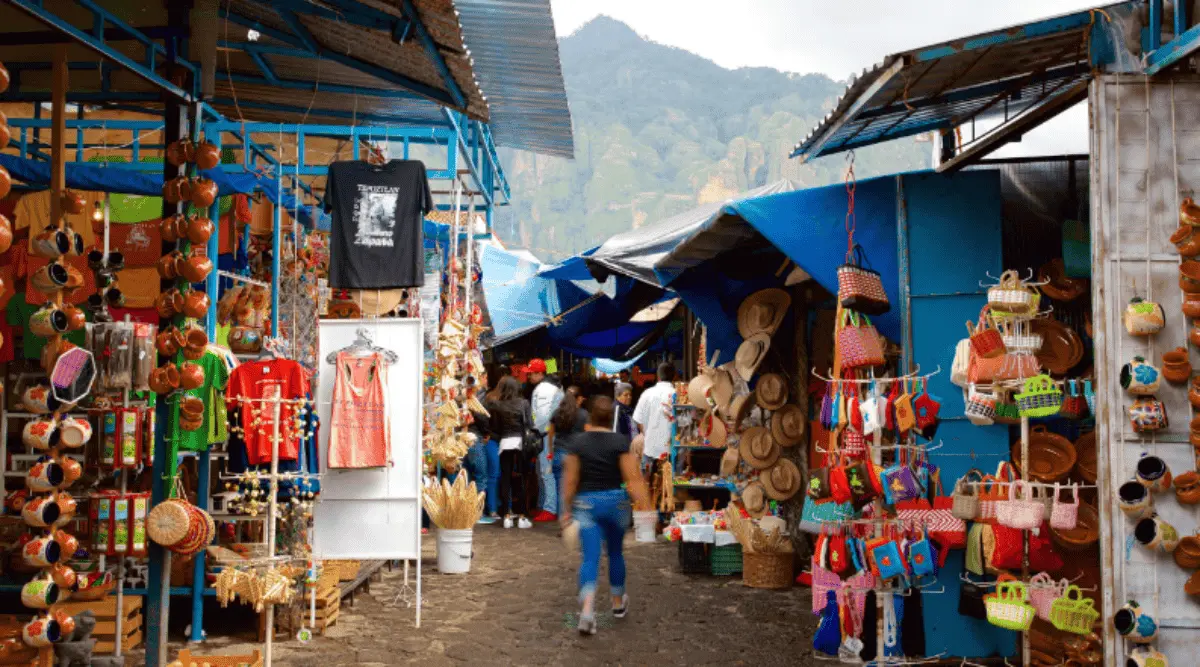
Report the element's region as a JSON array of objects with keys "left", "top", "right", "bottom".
[
  {"left": 908, "top": 527, "right": 938, "bottom": 577},
  {"left": 837, "top": 311, "right": 886, "bottom": 369},
  {"left": 996, "top": 480, "right": 1044, "bottom": 530},
  {"left": 968, "top": 306, "right": 1006, "bottom": 359},
  {"left": 1028, "top": 572, "right": 1066, "bottom": 622},
  {"left": 1058, "top": 379, "right": 1089, "bottom": 420},
  {"left": 867, "top": 534, "right": 907, "bottom": 580},
  {"left": 800, "top": 500, "right": 853, "bottom": 534},
  {"left": 829, "top": 464, "right": 852, "bottom": 505},
  {"left": 1050, "top": 483, "right": 1080, "bottom": 530},
  {"left": 951, "top": 338, "right": 971, "bottom": 388},
  {"left": 913, "top": 380, "right": 941, "bottom": 438},
  {"left": 951, "top": 470, "right": 983, "bottom": 521},
  {"left": 894, "top": 384, "right": 916, "bottom": 433},
  {"left": 965, "top": 387, "right": 997, "bottom": 426},
  {"left": 846, "top": 461, "right": 878, "bottom": 508},
  {"left": 985, "top": 576, "right": 1036, "bottom": 631},
  {"left": 993, "top": 390, "right": 1021, "bottom": 424},
  {"left": 837, "top": 244, "right": 890, "bottom": 316},
  {"left": 992, "top": 522, "right": 1062, "bottom": 572},
  {"left": 808, "top": 467, "right": 833, "bottom": 502},
  {"left": 1015, "top": 374, "right": 1063, "bottom": 418},
  {"left": 883, "top": 464, "right": 923, "bottom": 503},
  {"left": 1083, "top": 379, "right": 1095, "bottom": 414},
  {"left": 988, "top": 270, "right": 1038, "bottom": 315},
  {"left": 1049, "top": 585, "right": 1100, "bottom": 635}
]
